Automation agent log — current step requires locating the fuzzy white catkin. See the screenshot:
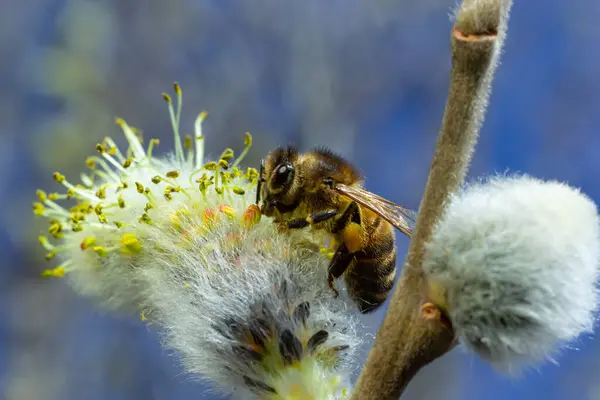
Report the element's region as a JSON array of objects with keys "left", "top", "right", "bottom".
[
  {"left": 33, "top": 86, "right": 362, "bottom": 399},
  {"left": 423, "top": 174, "right": 600, "bottom": 372}
]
